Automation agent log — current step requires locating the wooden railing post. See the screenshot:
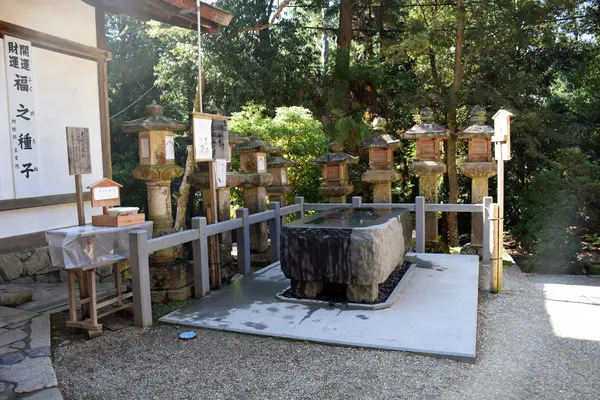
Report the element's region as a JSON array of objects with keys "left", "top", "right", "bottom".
[
  {"left": 415, "top": 196, "right": 425, "bottom": 253},
  {"left": 491, "top": 203, "right": 501, "bottom": 293},
  {"left": 236, "top": 208, "right": 251, "bottom": 276},
  {"left": 269, "top": 202, "right": 282, "bottom": 263},
  {"left": 482, "top": 197, "right": 493, "bottom": 265},
  {"left": 295, "top": 196, "right": 305, "bottom": 220},
  {"left": 352, "top": 196, "right": 362, "bottom": 208},
  {"left": 129, "top": 230, "right": 152, "bottom": 328},
  {"left": 192, "top": 217, "right": 210, "bottom": 298}
]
